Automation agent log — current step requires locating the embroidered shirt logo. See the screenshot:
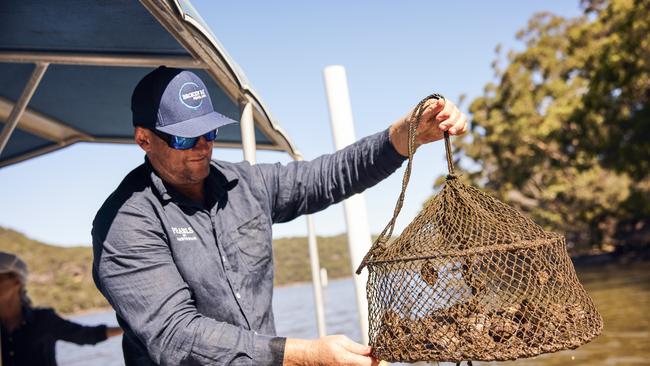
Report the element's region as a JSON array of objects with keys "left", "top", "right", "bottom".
[{"left": 171, "top": 226, "right": 198, "bottom": 241}]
